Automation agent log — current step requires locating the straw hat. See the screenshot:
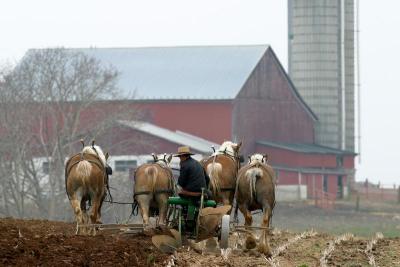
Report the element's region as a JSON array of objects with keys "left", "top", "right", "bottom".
[{"left": 173, "top": 146, "right": 195, "bottom": 157}]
